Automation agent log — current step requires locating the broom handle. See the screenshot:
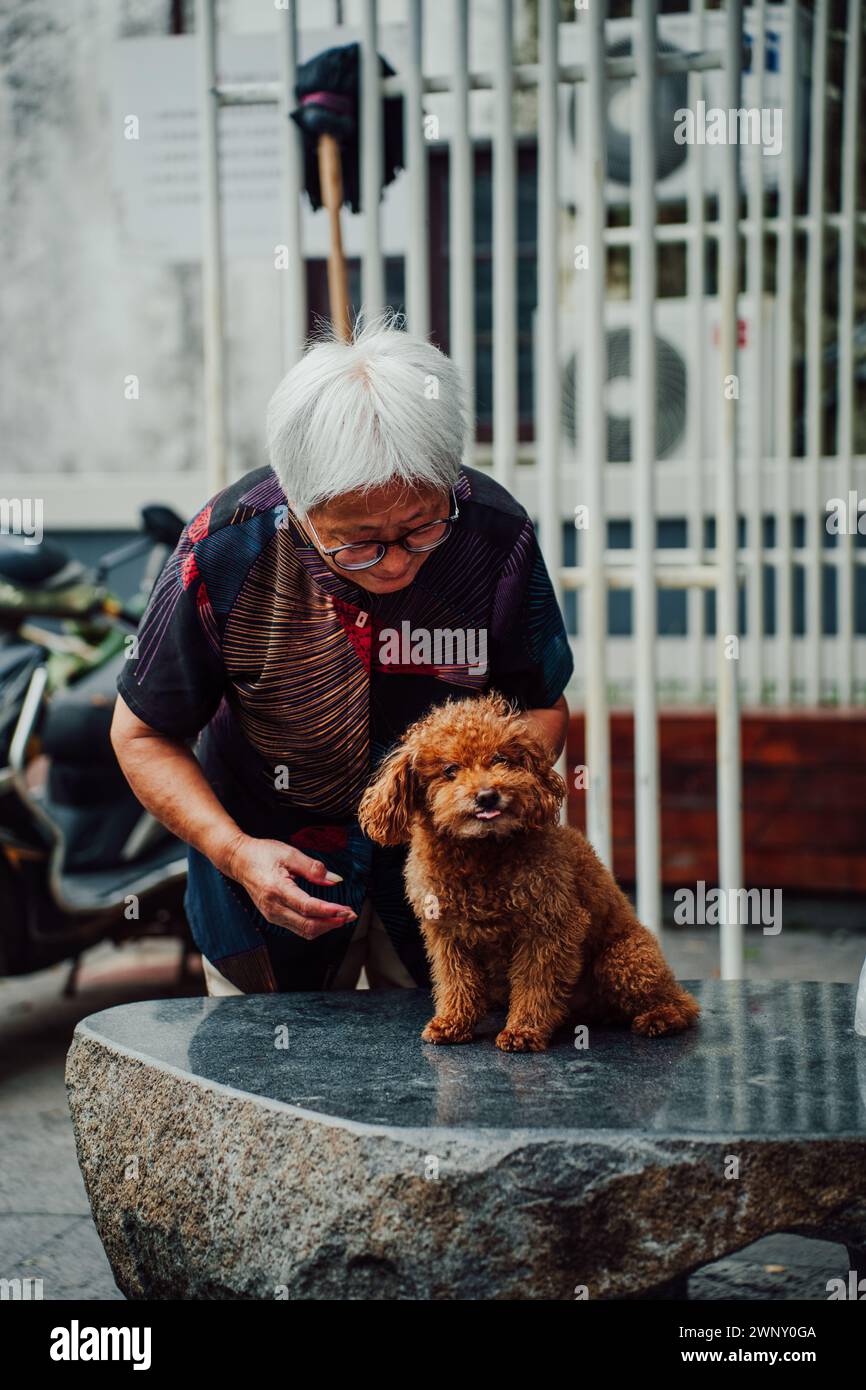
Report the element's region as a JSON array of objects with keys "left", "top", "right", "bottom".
[{"left": 317, "top": 134, "right": 351, "bottom": 343}]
